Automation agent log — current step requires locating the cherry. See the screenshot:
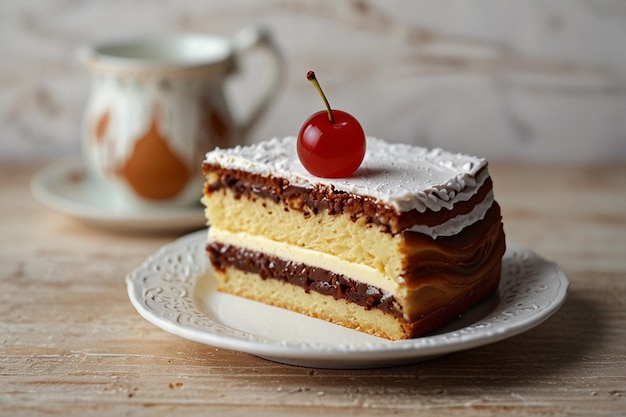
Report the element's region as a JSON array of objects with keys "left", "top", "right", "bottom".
[{"left": 297, "top": 71, "right": 366, "bottom": 178}]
